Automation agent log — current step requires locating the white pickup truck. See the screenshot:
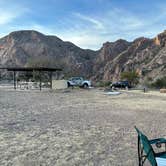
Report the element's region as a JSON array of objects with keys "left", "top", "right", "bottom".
[{"left": 67, "top": 77, "right": 91, "bottom": 88}]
